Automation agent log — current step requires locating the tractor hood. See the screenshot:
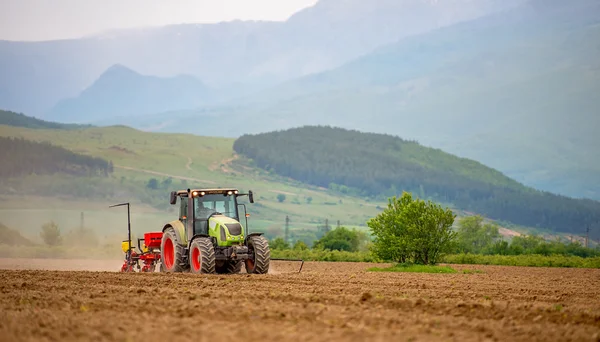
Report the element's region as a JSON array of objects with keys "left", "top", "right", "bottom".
[
  {"left": 208, "top": 215, "right": 244, "bottom": 245},
  {"left": 209, "top": 214, "right": 242, "bottom": 231}
]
